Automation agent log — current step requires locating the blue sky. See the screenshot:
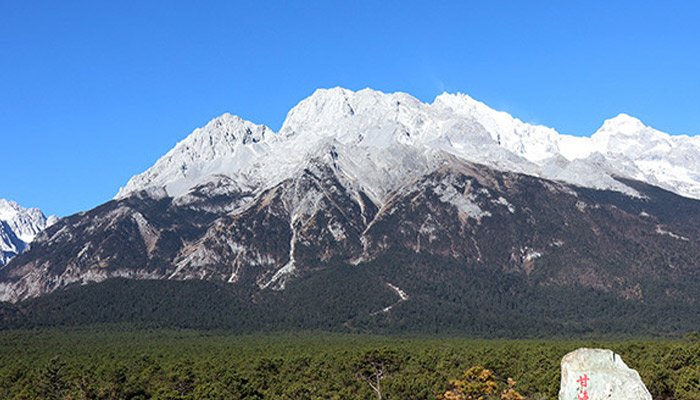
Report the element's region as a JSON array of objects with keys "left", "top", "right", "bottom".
[{"left": 2, "top": 1, "right": 700, "bottom": 217}]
